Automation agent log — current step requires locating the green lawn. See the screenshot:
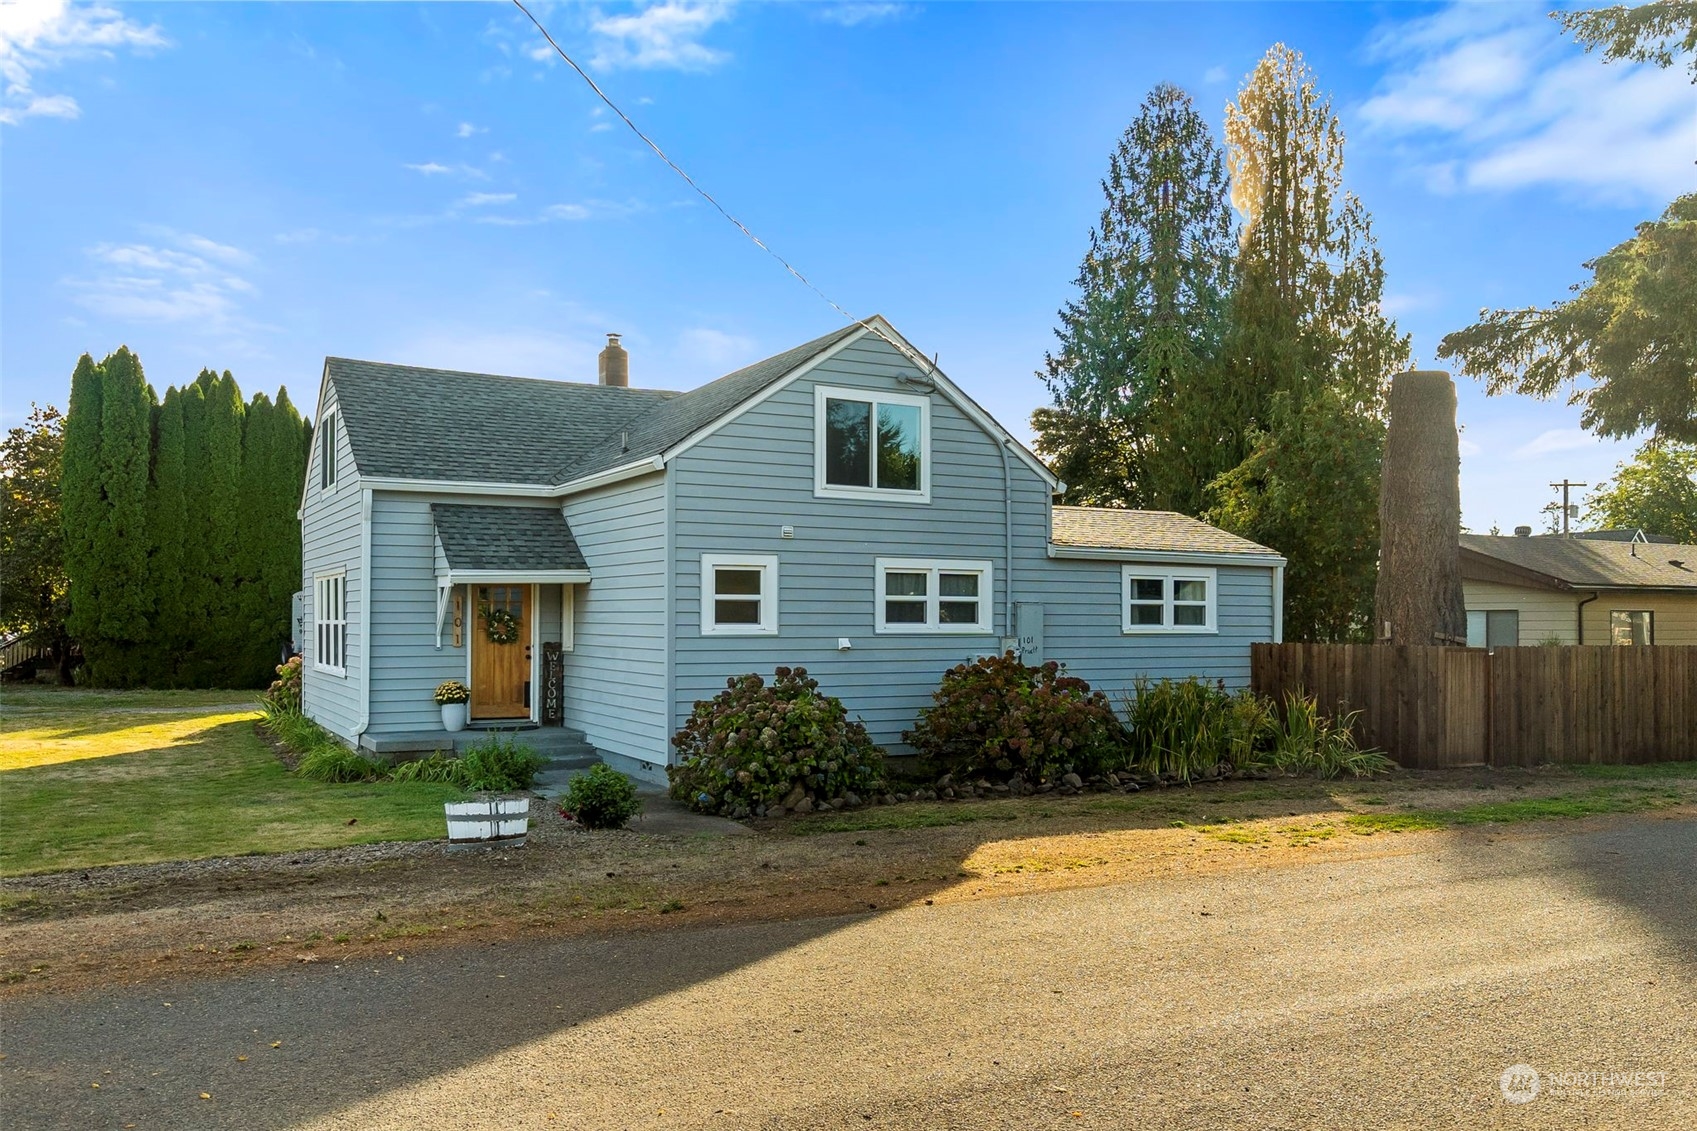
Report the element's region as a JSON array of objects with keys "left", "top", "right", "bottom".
[{"left": 0, "top": 685, "right": 462, "bottom": 876}]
